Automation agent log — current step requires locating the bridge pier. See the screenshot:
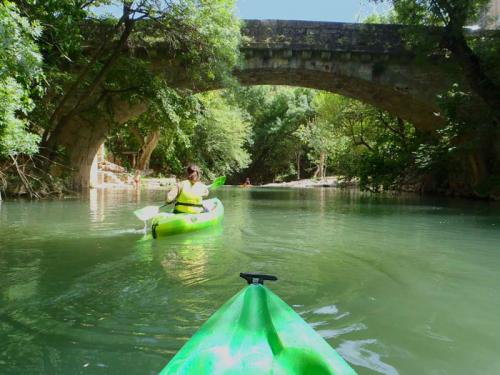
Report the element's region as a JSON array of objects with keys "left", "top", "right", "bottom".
[{"left": 46, "top": 98, "right": 147, "bottom": 191}]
